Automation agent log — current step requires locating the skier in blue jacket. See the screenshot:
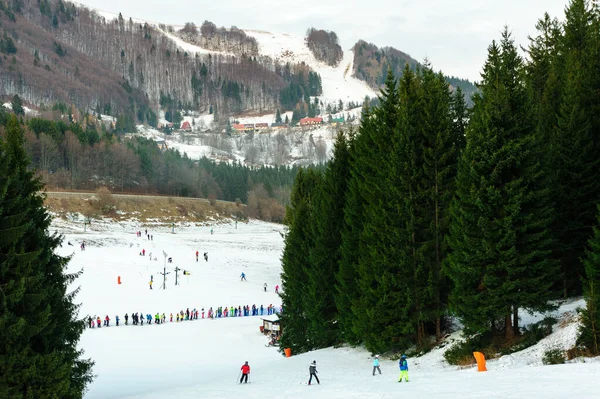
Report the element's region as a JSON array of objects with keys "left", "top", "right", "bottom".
[
  {"left": 398, "top": 354, "right": 409, "bottom": 382},
  {"left": 373, "top": 355, "right": 381, "bottom": 375}
]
